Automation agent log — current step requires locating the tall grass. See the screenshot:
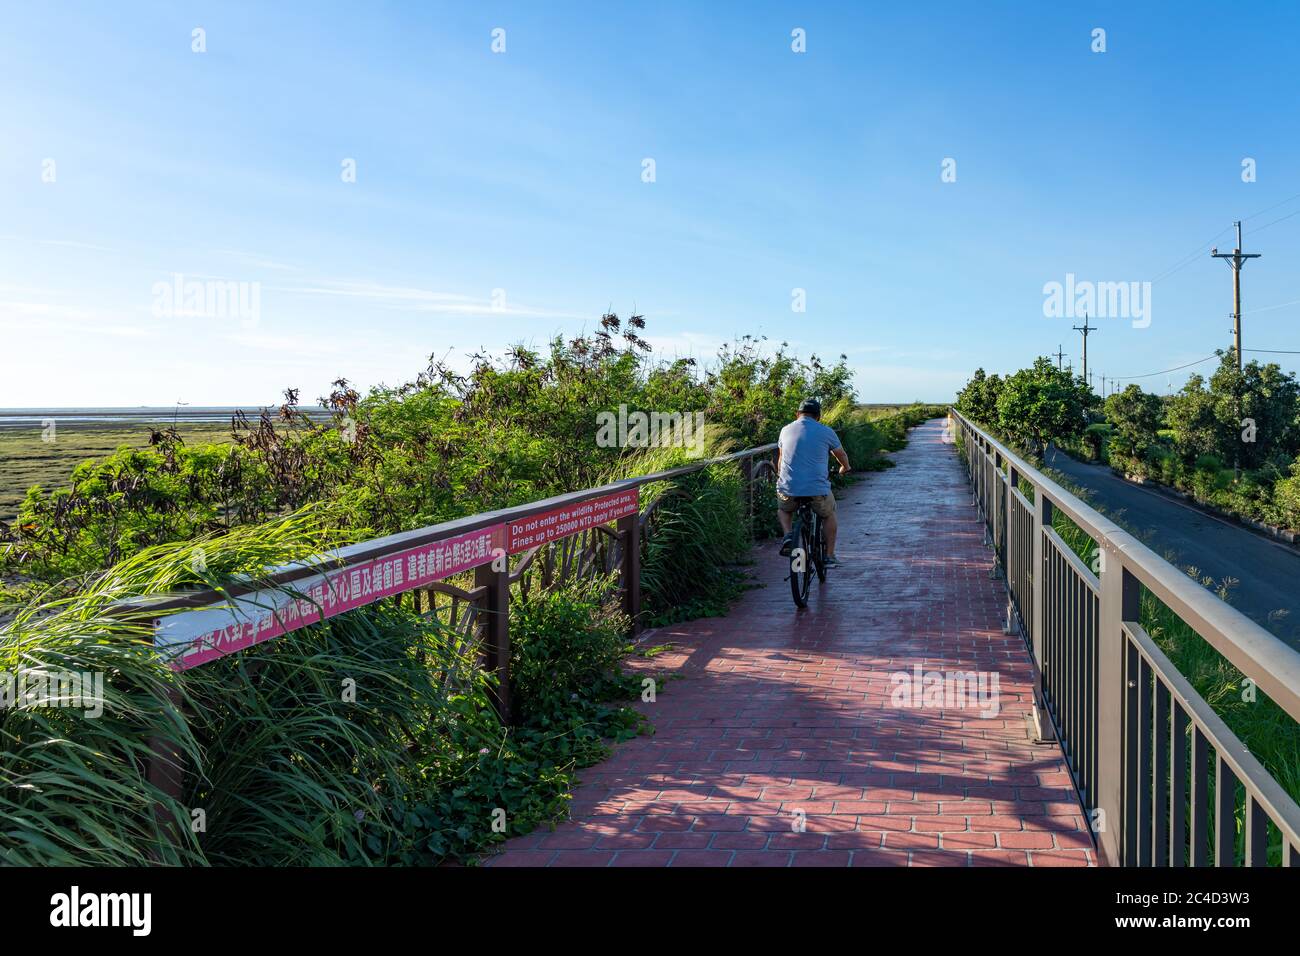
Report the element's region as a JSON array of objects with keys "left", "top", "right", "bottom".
[
  {"left": 1, "top": 507, "right": 649, "bottom": 866},
  {"left": 825, "top": 401, "right": 948, "bottom": 473},
  {"left": 607, "top": 425, "right": 751, "bottom": 625},
  {"left": 0, "top": 510, "right": 350, "bottom": 865}
]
